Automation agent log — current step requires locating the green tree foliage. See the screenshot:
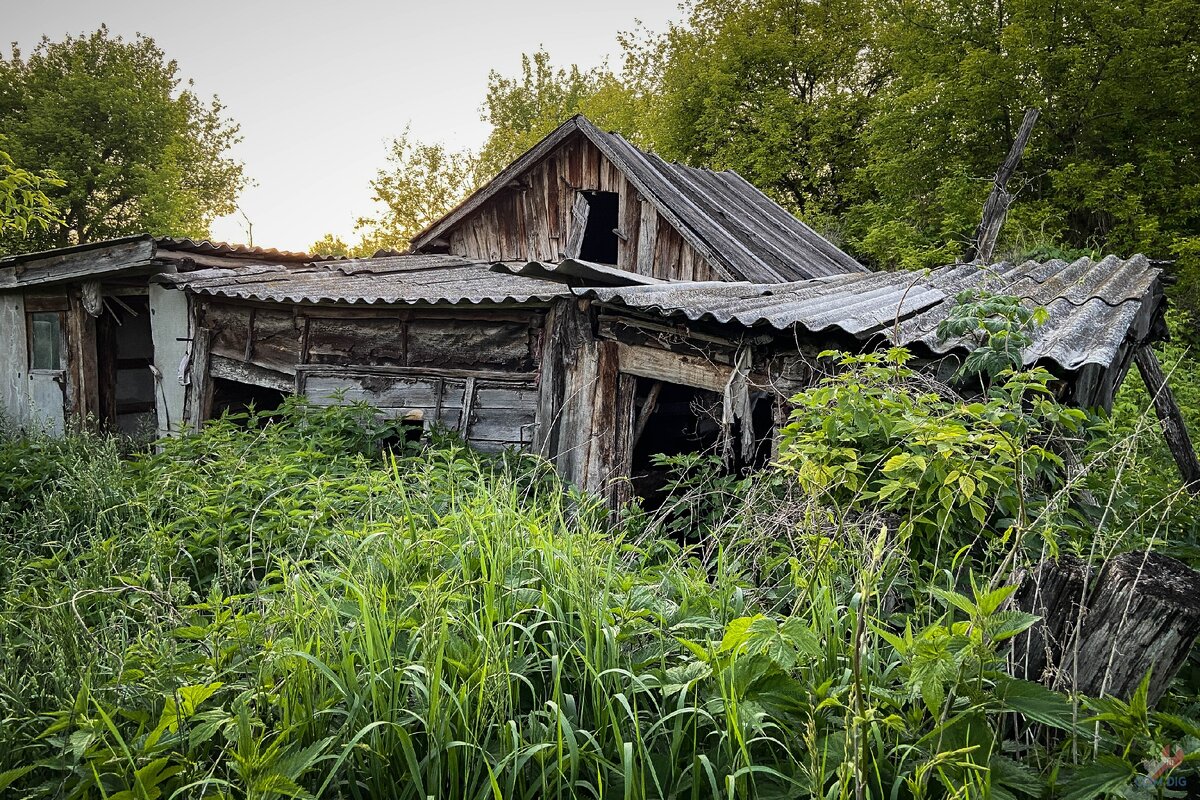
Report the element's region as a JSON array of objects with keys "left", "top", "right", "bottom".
[
  {"left": 852, "top": 0, "right": 1200, "bottom": 276},
  {"left": 0, "top": 136, "right": 62, "bottom": 238},
  {"left": 613, "top": 0, "right": 1200, "bottom": 288},
  {"left": 311, "top": 128, "right": 478, "bottom": 257},
  {"left": 476, "top": 49, "right": 638, "bottom": 181},
  {"left": 623, "top": 0, "right": 880, "bottom": 239},
  {"left": 0, "top": 26, "right": 245, "bottom": 253}
]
